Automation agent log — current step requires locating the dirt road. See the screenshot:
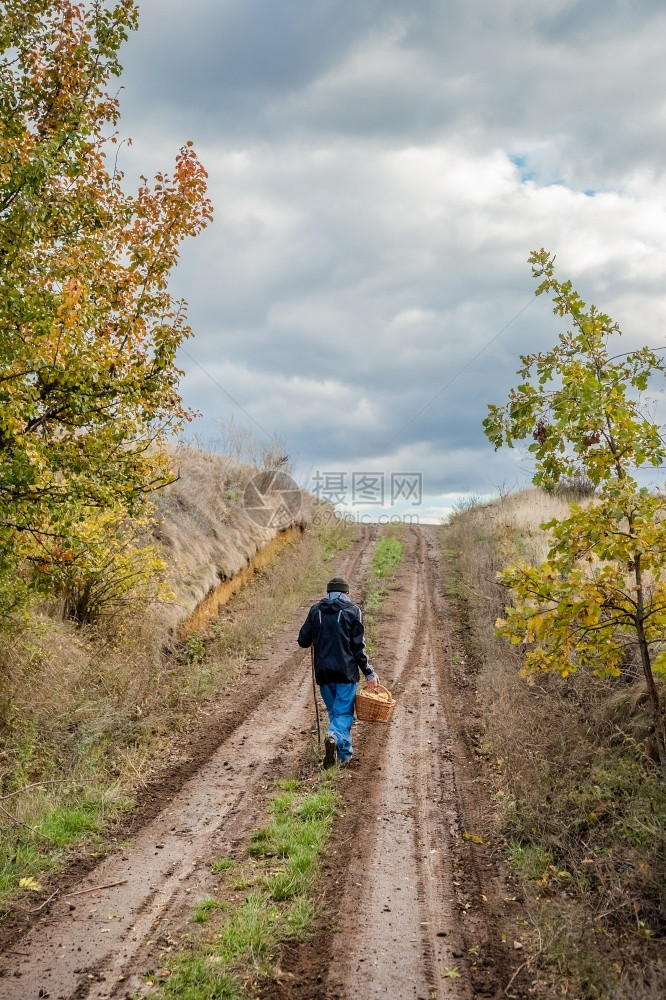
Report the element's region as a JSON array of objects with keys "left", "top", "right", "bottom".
[
  {"left": 0, "top": 526, "right": 519, "bottom": 1000},
  {"left": 271, "top": 527, "right": 518, "bottom": 1000}
]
